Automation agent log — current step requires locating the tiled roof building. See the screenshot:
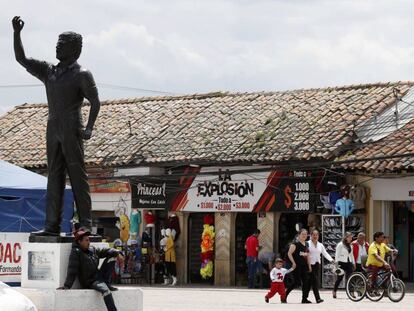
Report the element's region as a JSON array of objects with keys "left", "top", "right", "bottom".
[{"left": 0, "top": 81, "right": 413, "bottom": 171}]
